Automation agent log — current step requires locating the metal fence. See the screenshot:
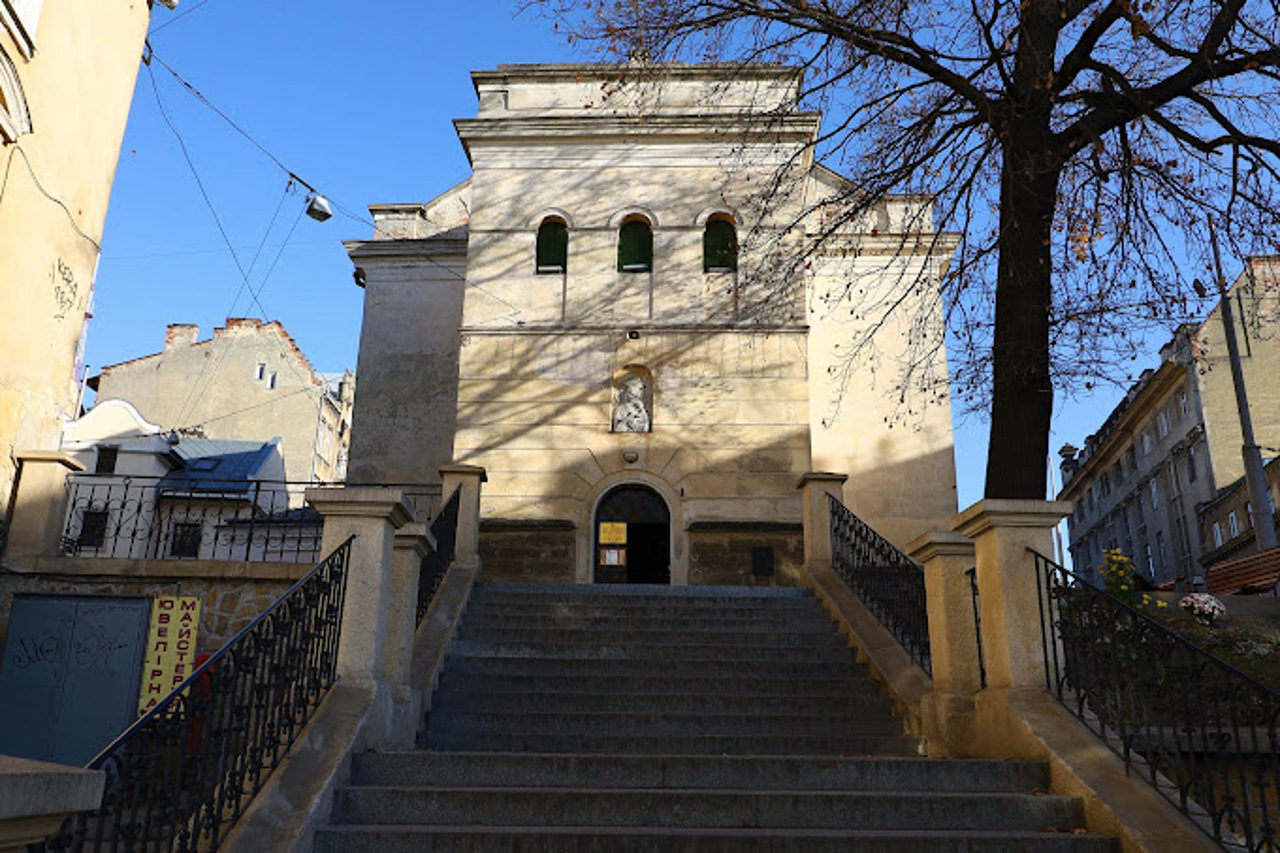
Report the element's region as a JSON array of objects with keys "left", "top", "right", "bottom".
[
  {"left": 1034, "top": 549, "right": 1280, "bottom": 852},
  {"left": 61, "top": 475, "right": 323, "bottom": 563},
  {"left": 40, "top": 536, "right": 353, "bottom": 853},
  {"left": 828, "top": 495, "right": 931, "bottom": 676},
  {"left": 416, "top": 486, "right": 460, "bottom": 625}
]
